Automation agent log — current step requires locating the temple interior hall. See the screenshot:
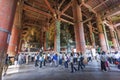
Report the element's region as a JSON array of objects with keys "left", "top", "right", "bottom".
[{"left": 0, "top": 0, "right": 120, "bottom": 80}]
